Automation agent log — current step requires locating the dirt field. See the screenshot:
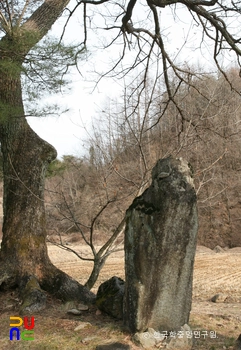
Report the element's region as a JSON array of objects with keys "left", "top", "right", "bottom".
[
  {"left": 0, "top": 244, "right": 240, "bottom": 349},
  {"left": 48, "top": 243, "right": 241, "bottom": 304},
  {"left": 48, "top": 244, "right": 241, "bottom": 347}
]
